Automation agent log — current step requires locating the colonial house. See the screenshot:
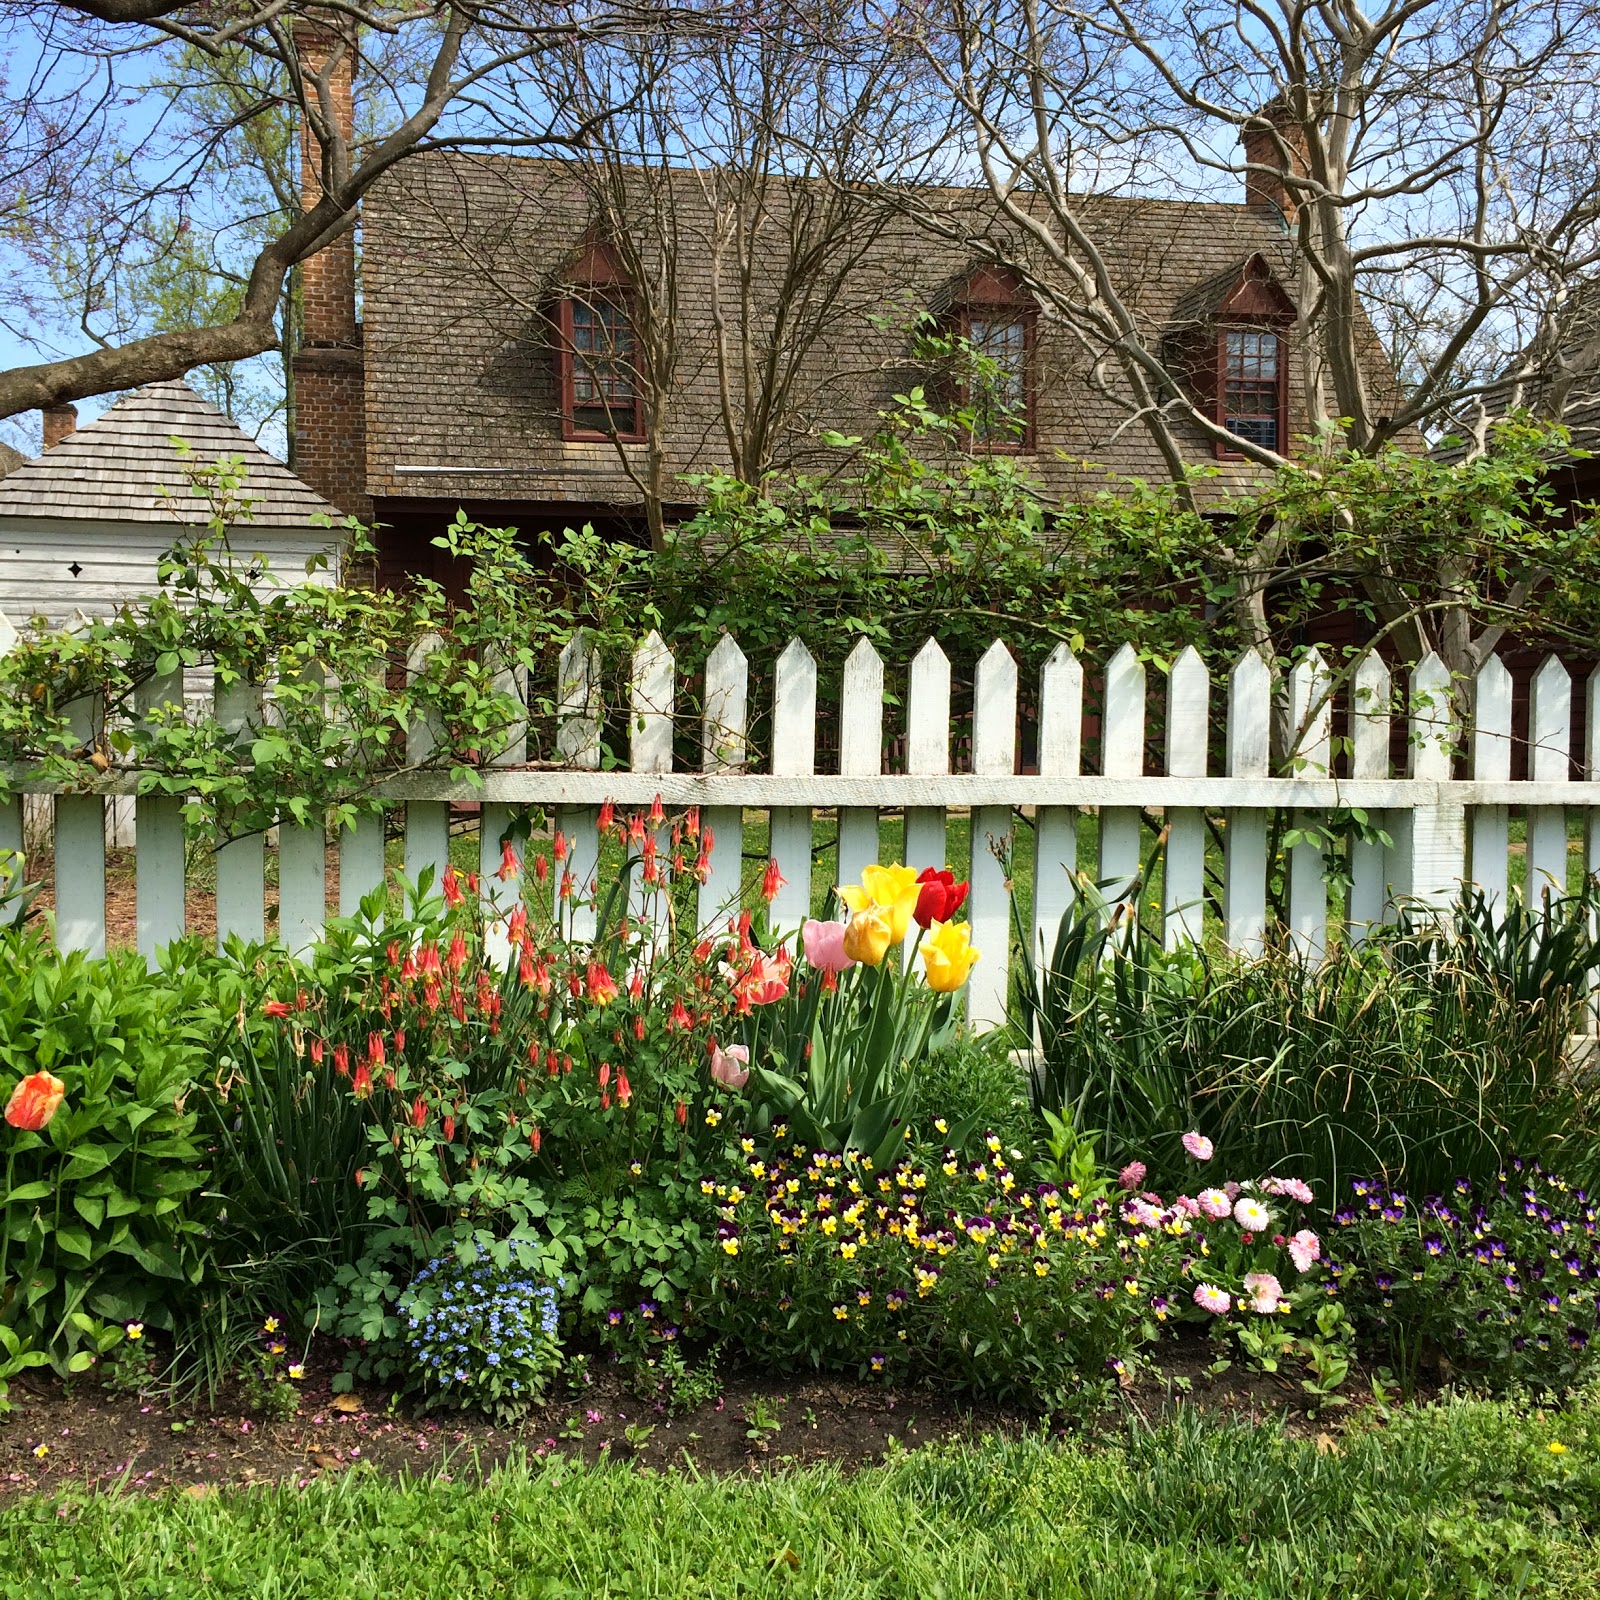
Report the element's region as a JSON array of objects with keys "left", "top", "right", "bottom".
[{"left": 288, "top": 57, "right": 1383, "bottom": 594}]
